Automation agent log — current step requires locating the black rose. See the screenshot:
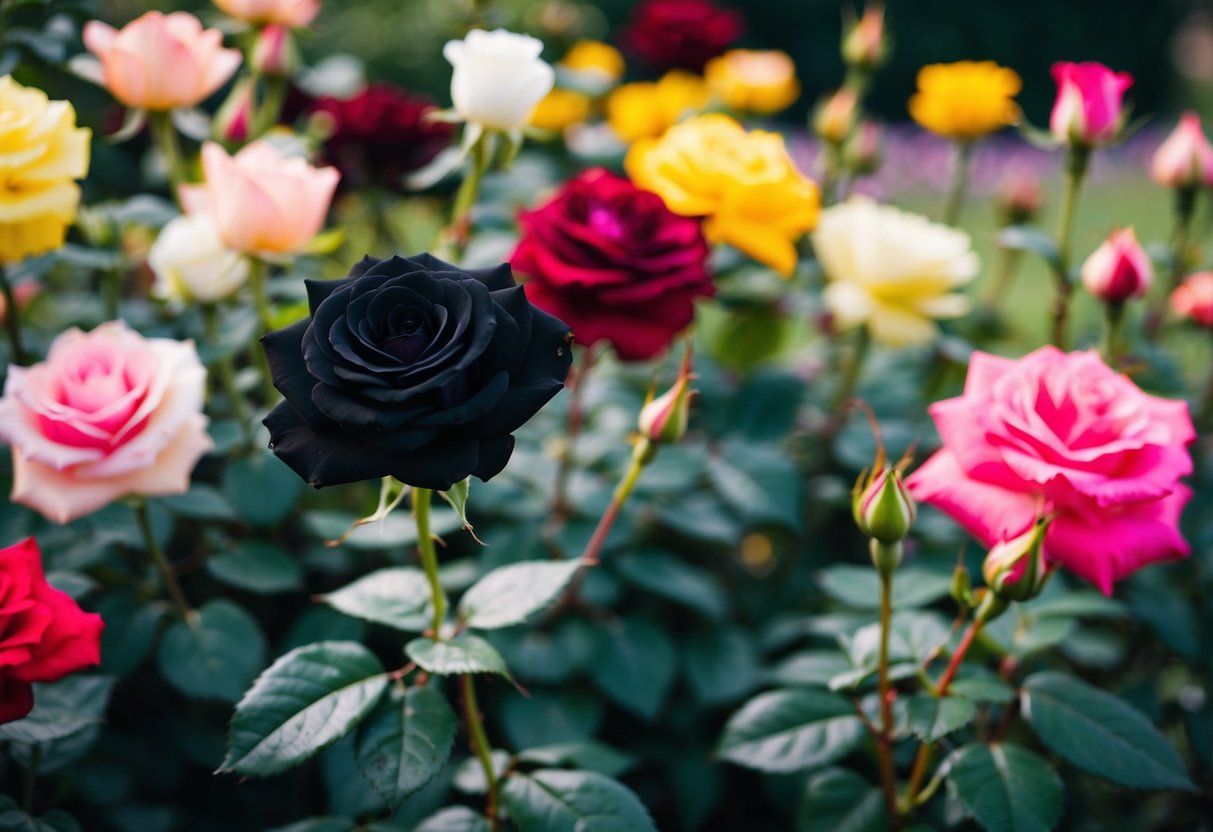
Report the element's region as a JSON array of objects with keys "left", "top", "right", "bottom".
[{"left": 261, "top": 253, "right": 573, "bottom": 490}]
